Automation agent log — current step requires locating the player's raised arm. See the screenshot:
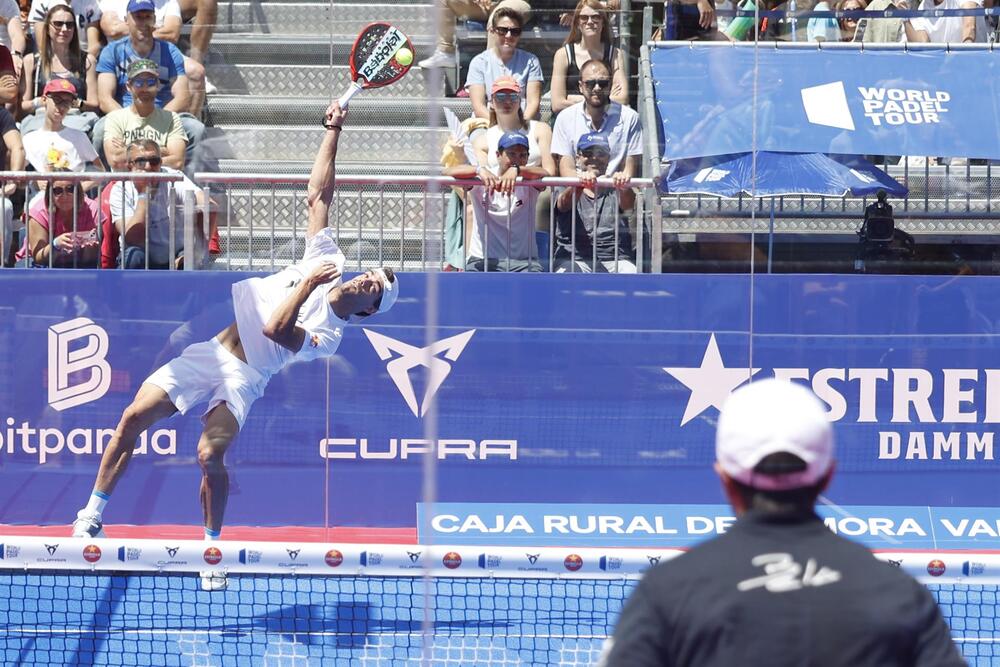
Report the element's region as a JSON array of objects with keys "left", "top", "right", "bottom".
[{"left": 306, "top": 102, "right": 348, "bottom": 239}]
